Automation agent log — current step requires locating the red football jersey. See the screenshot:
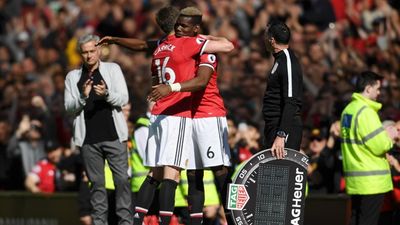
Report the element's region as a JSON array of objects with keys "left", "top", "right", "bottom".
[
  {"left": 151, "top": 34, "right": 208, "bottom": 117},
  {"left": 30, "top": 159, "right": 56, "bottom": 193},
  {"left": 192, "top": 53, "right": 226, "bottom": 118}
]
